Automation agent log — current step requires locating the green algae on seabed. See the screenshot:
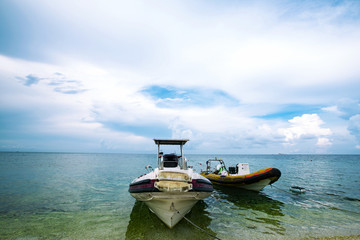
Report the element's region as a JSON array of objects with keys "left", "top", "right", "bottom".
[{"left": 0, "top": 211, "right": 129, "bottom": 239}]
